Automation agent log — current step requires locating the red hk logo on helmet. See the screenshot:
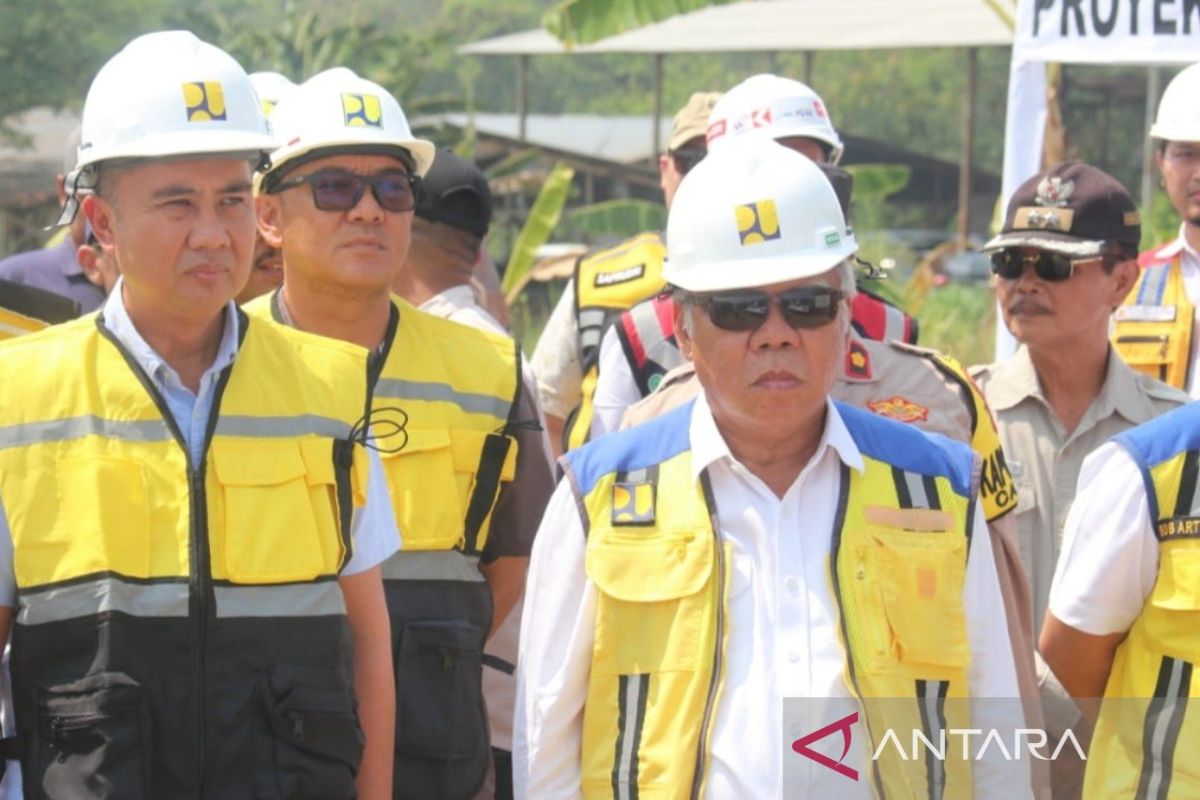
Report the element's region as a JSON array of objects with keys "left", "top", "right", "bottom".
[
  {"left": 792, "top": 711, "right": 859, "bottom": 781},
  {"left": 751, "top": 106, "right": 773, "bottom": 128},
  {"left": 813, "top": 99, "right": 828, "bottom": 118}
]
